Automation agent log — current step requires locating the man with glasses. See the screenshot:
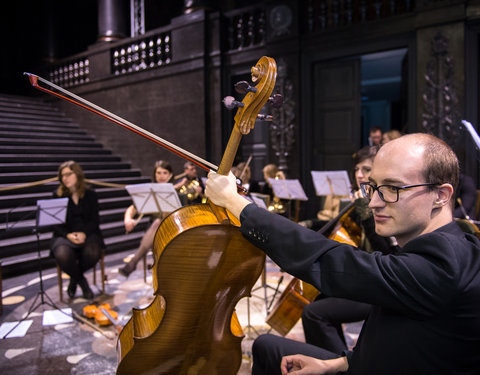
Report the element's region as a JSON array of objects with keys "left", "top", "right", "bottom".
[{"left": 205, "top": 133, "right": 480, "bottom": 374}]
